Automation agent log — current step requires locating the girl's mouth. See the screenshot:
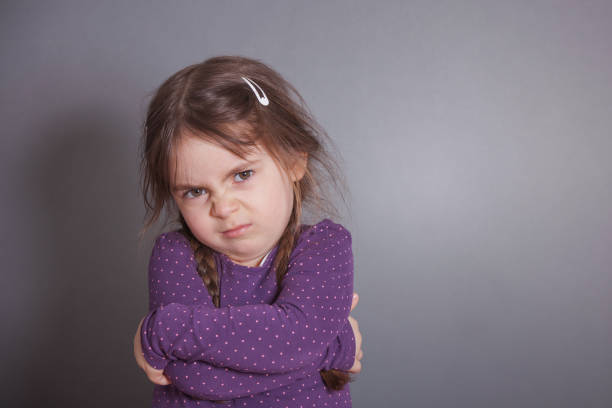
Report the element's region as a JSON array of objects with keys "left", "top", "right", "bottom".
[{"left": 222, "top": 224, "right": 251, "bottom": 238}]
